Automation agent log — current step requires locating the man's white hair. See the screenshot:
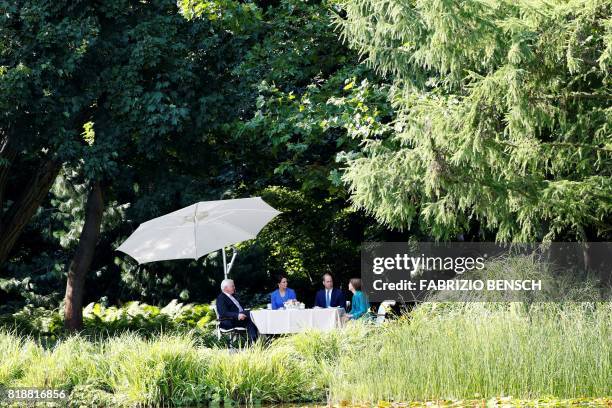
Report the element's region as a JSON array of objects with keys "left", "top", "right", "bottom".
[{"left": 220, "top": 279, "right": 234, "bottom": 291}]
